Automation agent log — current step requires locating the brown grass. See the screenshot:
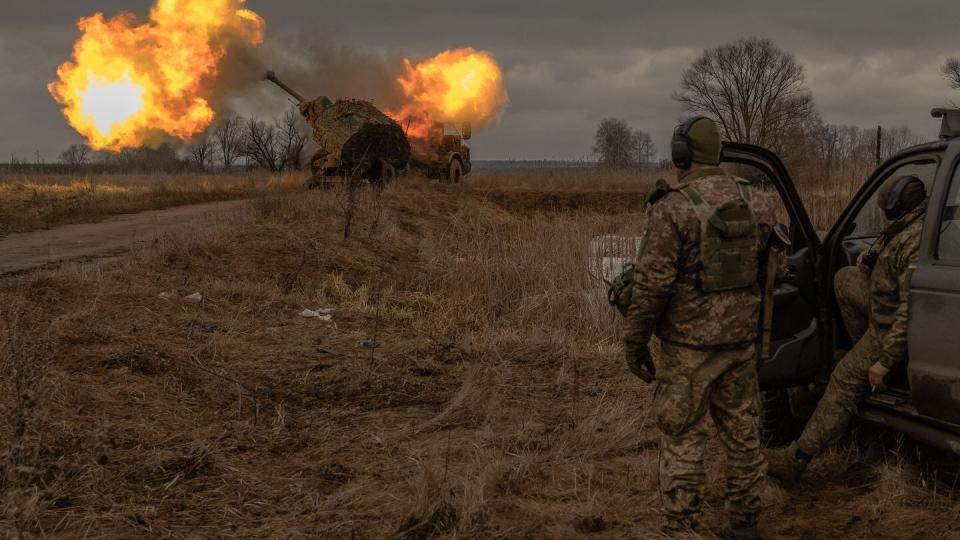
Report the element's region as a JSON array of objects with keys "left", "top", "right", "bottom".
[
  {"left": 0, "top": 168, "right": 950, "bottom": 538},
  {"left": 0, "top": 171, "right": 305, "bottom": 238}
]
